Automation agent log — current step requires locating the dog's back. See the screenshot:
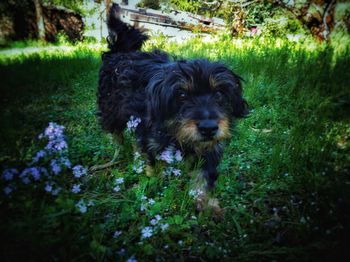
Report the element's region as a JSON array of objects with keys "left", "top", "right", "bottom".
[{"left": 98, "top": 4, "right": 170, "bottom": 134}]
